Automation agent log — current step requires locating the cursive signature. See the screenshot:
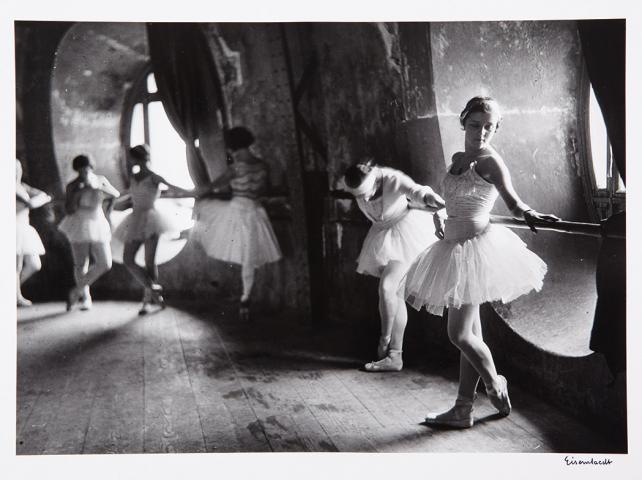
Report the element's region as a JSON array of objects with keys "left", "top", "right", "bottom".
[{"left": 564, "top": 456, "right": 613, "bottom": 466}]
